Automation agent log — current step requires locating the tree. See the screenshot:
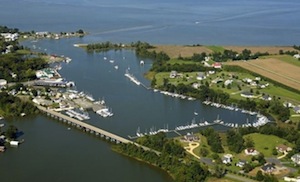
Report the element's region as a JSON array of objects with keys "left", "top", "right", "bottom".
[
  {"left": 256, "top": 170, "right": 264, "bottom": 181},
  {"left": 200, "top": 147, "right": 209, "bottom": 157},
  {"left": 244, "top": 136, "right": 255, "bottom": 148}
]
